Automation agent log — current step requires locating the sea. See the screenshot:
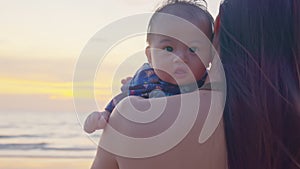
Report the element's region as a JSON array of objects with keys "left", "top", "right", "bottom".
[{"left": 0, "top": 112, "right": 101, "bottom": 159}]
